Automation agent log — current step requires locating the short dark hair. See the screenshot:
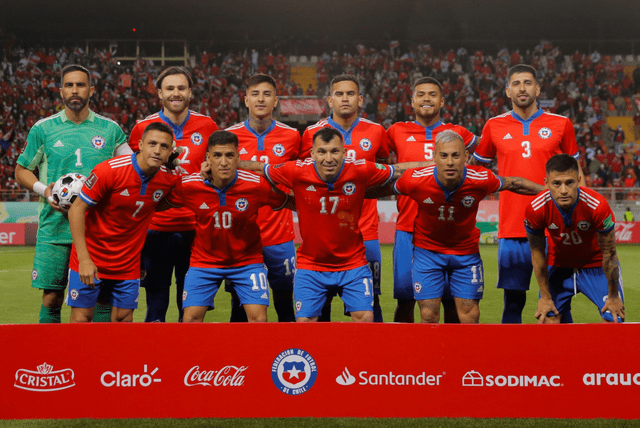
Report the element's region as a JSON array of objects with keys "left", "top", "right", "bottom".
[
  {"left": 141, "top": 122, "right": 174, "bottom": 141},
  {"left": 156, "top": 66, "right": 193, "bottom": 89},
  {"left": 312, "top": 127, "right": 343, "bottom": 146},
  {"left": 413, "top": 77, "right": 443, "bottom": 96},
  {"left": 507, "top": 64, "right": 538, "bottom": 84},
  {"left": 546, "top": 154, "right": 579, "bottom": 175},
  {"left": 246, "top": 73, "right": 277, "bottom": 91},
  {"left": 330, "top": 74, "right": 360, "bottom": 93},
  {"left": 208, "top": 130, "right": 239, "bottom": 150},
  {"left": 61, "top": 64, "right": 92, "bottom": 87}
]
